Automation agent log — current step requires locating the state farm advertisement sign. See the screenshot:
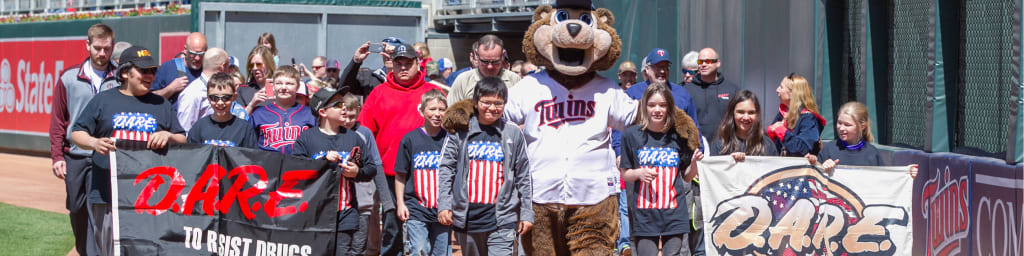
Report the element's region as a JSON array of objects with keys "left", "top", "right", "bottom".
[{"left": 0, "top": 37, "right": 89, "bottom": 135}]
